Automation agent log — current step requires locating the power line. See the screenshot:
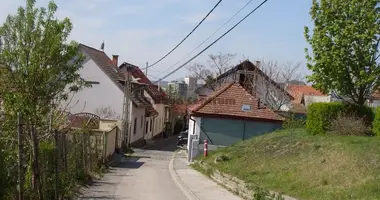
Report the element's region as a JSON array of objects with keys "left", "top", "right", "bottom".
[
  {"left": 158, "top": 0, "right": 256, "bottom": 76},
  {"left": 144, "top": 0, "right": 223, "bottom": 69},
  {"left": 151, "top": 0, "right": 269, "bottom": 84}
]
